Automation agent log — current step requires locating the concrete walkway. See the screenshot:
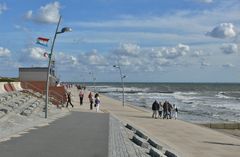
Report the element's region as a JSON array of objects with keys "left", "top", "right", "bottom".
[
  {"left": 97, "top": 91, "right": 240, "bottom": 157},
  {"left": 0, "top": 112, "right": 109, "bottom": 157}
]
